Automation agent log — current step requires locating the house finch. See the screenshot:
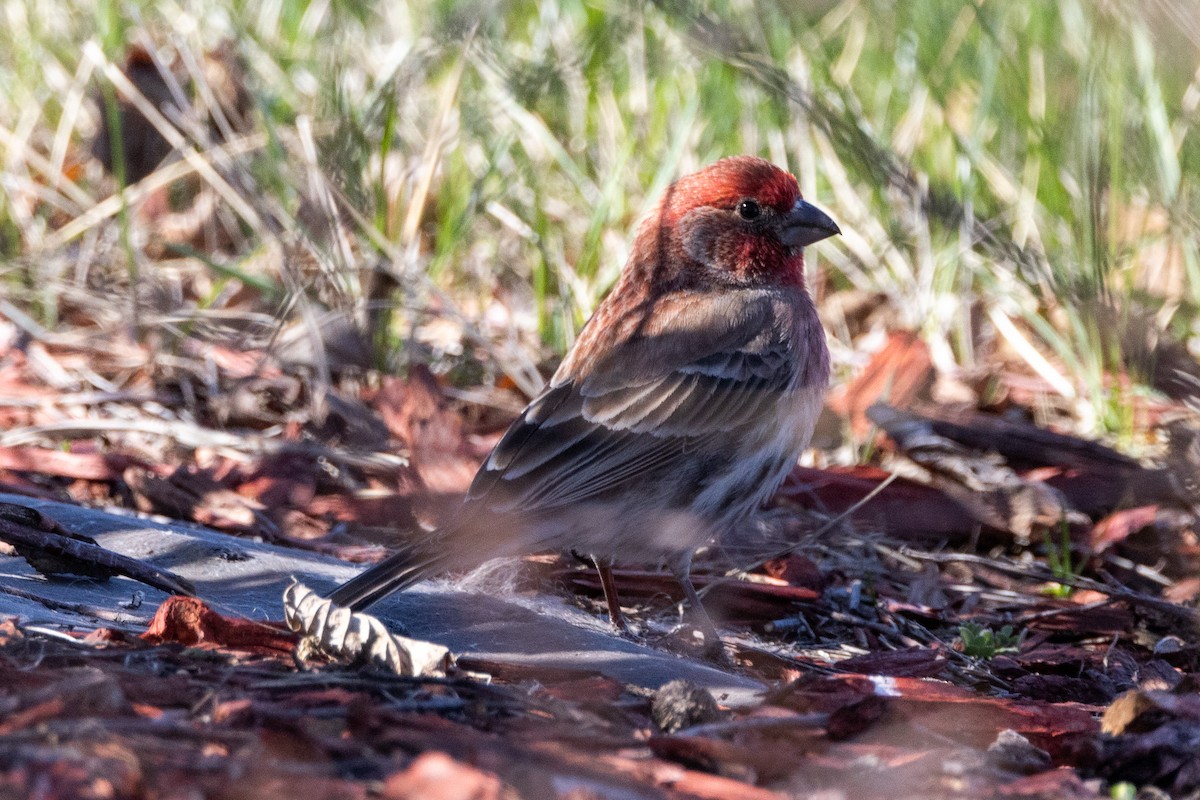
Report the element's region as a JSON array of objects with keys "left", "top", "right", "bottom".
[{"left": 329, "top": 156, "right": 839, "bottom": 641}]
